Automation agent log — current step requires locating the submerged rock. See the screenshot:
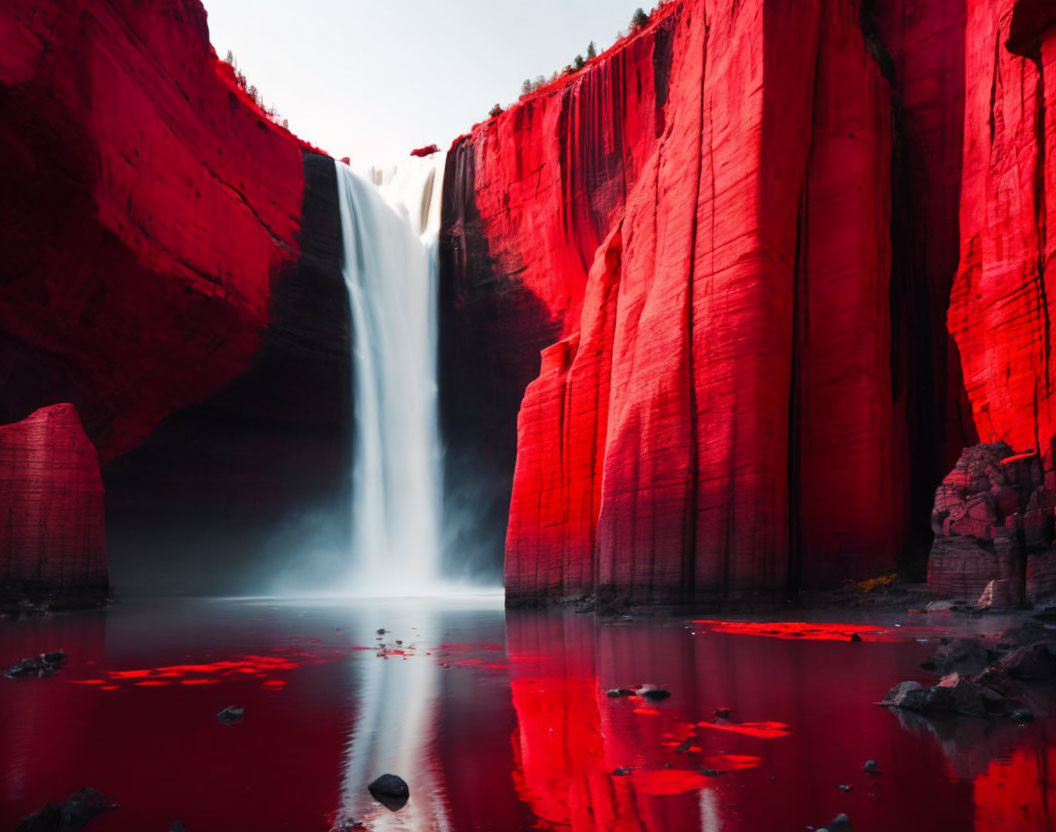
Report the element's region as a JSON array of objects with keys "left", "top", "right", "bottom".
[
  {"left": 5, "top": 651, "right": 67, "bottom": 679},
  {"left": 217, "top": 706, "right": 245, "bottom": 725},
  {"left": 14, "top": 787, "right": 117, "bottom": 831},
  {"left": 863, "top": 760, "right": 880, "bottom": 775},
  {"left": 368, "top": 773, "right": 409, "bottom": 811},
  {"left": 637, "top": 685, "right": 671, "bottom": 702}
]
